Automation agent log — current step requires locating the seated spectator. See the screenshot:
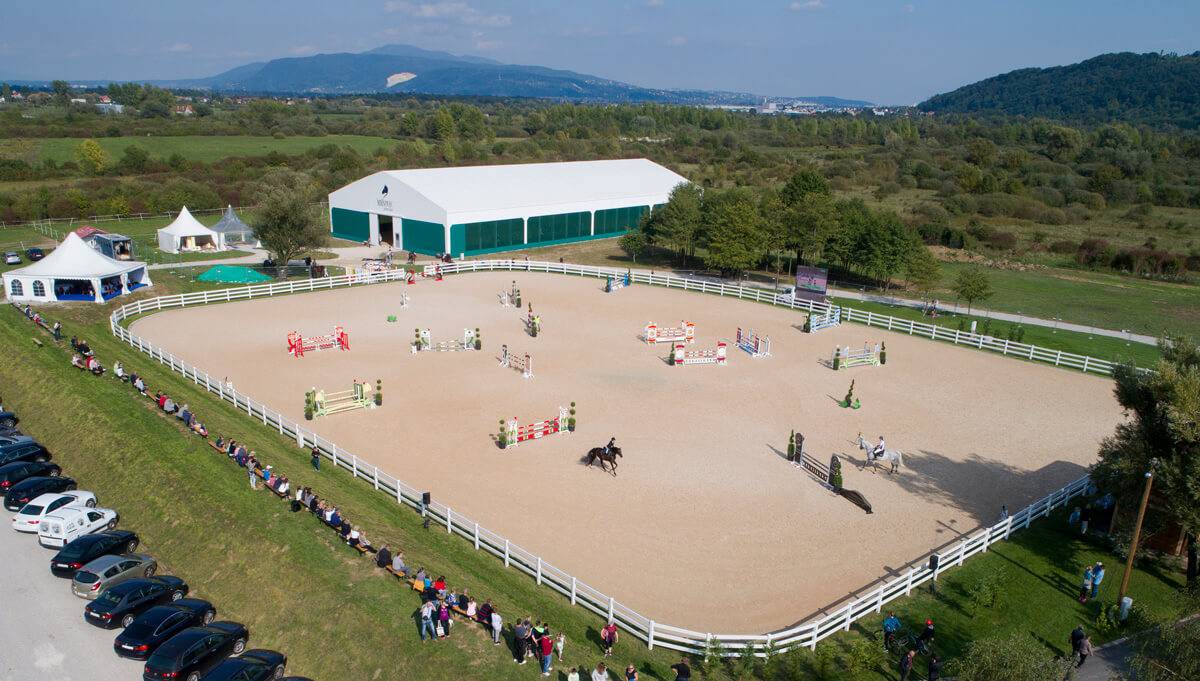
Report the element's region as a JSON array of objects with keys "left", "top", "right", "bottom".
[
  {"left": 295, "top": 486, "right": 306, "bottom": 503},
  {"left": 478, "top": 599, "right": 494, "bottom": 626},
  {"left": 465, "top": 593, "right": 478, "bottom": 619},
  {"left": 391, "top": 551, "right": 409, "bottom": 576},
  {"left": 156, "top": 392, "right": 167, "bottom": 409},
  {"left": 339, "top": 518, "right": 352, "bottom": 540},
  {"left": 132, "top": 376, "right": 146, "bottom": 394},
  {"left": 434, "top": 576, "right": 447, "bottom": 598},
  {"left": 177, "top": 404, "right": 192, "bottom": 425},
  {"left": 162, "top": 397, "right": 177, "bottom": 413},
  {"left": 114, "top": 362, "right": 127, "bottom": 381},
  {"left": 71, "top": 354, "right": 86, "bottom": 370},
  {"left": 214, "top": 436, "right": 226, "bottom": 450},
  {"left": 416, "top": 567, "right": 428, "bottom": 585},
  {"left": 325, "top": 507, "right": 337, "bottom": 525},
  {"left": 358, "top": 529, "right": 374, "bottom": 552},
  {"left": 376, "top": 544, "right": 392, "bottom": 568},
  {"left": 191, "top": 421, "right": 208, "bottom": 437},
  {"left": 276, "top": 476, "right": 289, "bottom": 495},
  {"left": 261, "top": 465, "right": 273, "bottom": 485},
  {"left": 347, "top": 526, "right": 361, "bottom": 547},
  {"left": 86, "top": 356, "right": 104, "bottom": 375}
]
